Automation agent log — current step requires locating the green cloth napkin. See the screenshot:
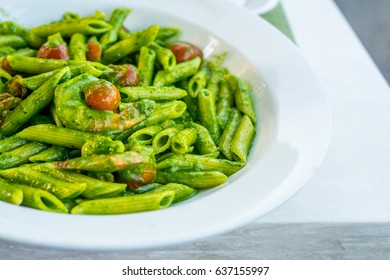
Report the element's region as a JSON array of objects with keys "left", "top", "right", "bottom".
[{"left": 261, "top": 2, "right": 295, "bottom": 42}]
